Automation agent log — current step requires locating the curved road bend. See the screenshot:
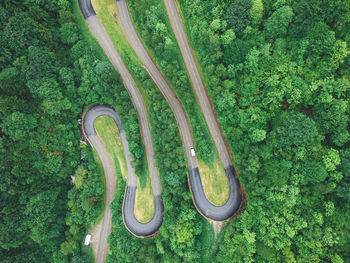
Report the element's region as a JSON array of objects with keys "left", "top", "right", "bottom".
[
  {"left": 83, "top": 105, "right": 122, "bottom": 263},
  {"left": 163, "top": 0, "right": 242, "bottom": 217},
  {"left": 83, "top": 105, "right": 163, "bottom": 241},
  {"left": 80, "top": 0, "right": 164, "bottom": 256},
  {"left": 117, "top": 0, "right": 241, "bottom": 220},
  {"left": 83, "top": 105, "right": 163, "bottom": 262}
]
